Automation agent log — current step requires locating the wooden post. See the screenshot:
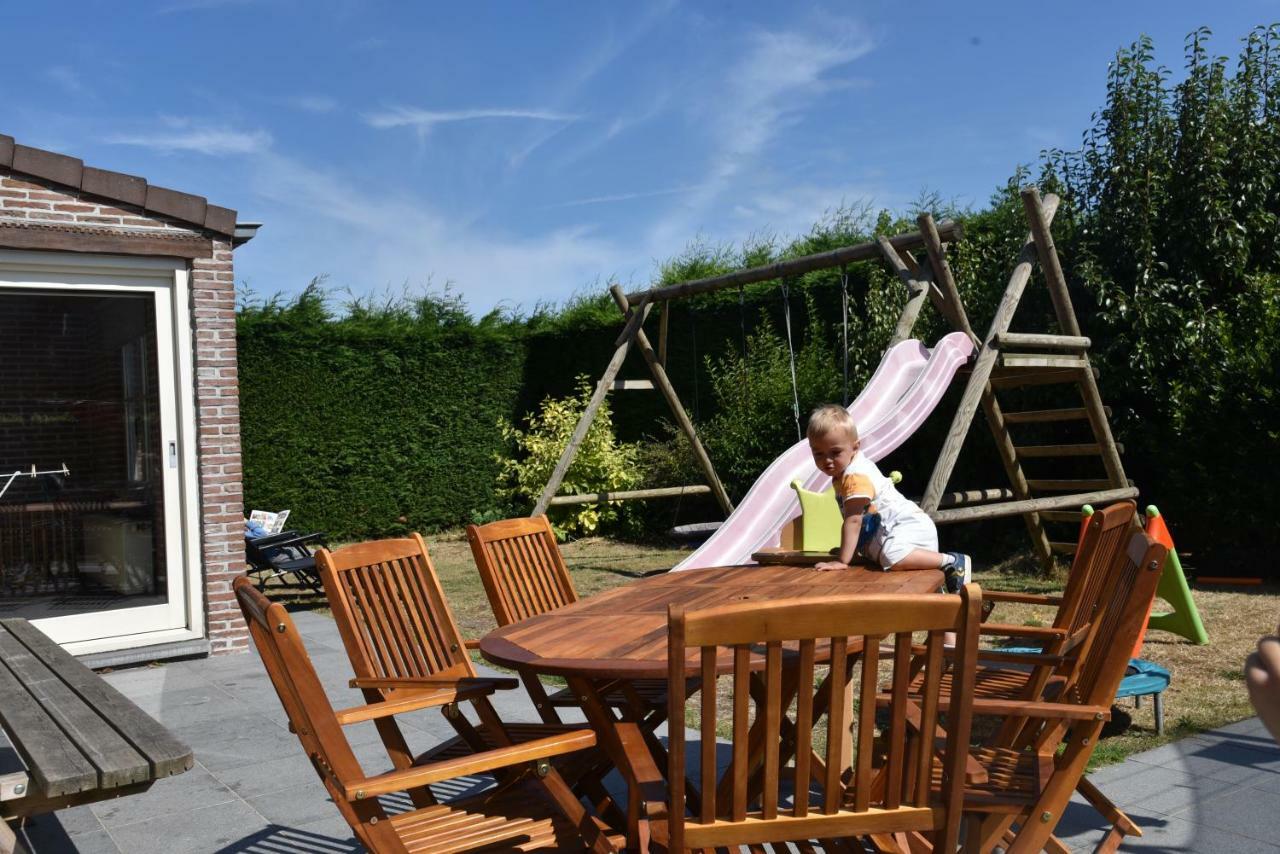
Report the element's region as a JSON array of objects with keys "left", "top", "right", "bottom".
[
  {"left": 1020, "top": 187, "right": 1127, "bottom": 490},
  {"left": 658, "top": 301, "right": 669, "bottom": 368},
  {"left": 880, "top": 235, "right": 932, "bottom": 347},
  {"left": 917, "top": 213, "right": 977, "bottom": 344},
  {"left": 532, "top": 301, "right": 651, "bottom": 516},
  {"left": 920, "top": 195, "right": 1061, "bottom": 513},
  {"left": 1020, "top": 187, "right": 1081, "bottom": 337},
  {"left": 625, "top": 220, "right": 964, "bottom": 304},
  {"left": 609, "top": 285, "right": 734, "bottom": 516}
]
